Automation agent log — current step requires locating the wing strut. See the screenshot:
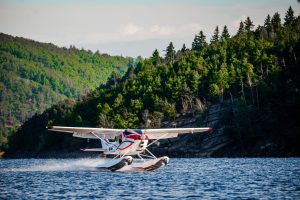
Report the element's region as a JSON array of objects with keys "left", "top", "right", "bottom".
[
  {"left": 146, "top": 133, "right": 168, "bottom": 148},
  {"left": 145, "top": 148, "right": 157, "bottom": 159}
]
